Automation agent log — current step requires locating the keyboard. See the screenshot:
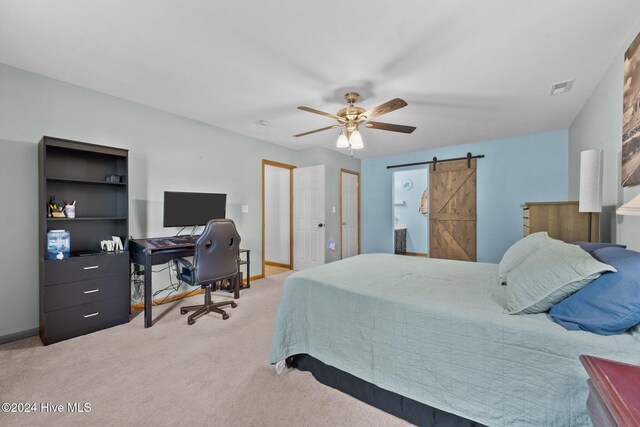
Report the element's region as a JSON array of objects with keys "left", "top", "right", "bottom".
[
  {"left": 168, "top": 235, "right": 198, "bottom": 244},
  {"left": 148, "top": 235, "right": 198, "bottom": 247}
]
